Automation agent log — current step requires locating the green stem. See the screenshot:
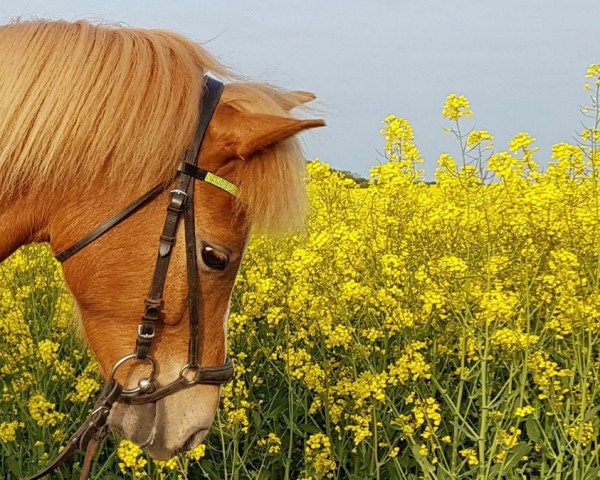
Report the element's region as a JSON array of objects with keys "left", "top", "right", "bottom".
[
  {"left": 284, "top": 322, "right": 294, "bottom": 480},
  {"left": 478, "top": 321, "right": 489, "bottom": 480},
  {"left": 372, "top": 406, "right": 380, "bottom": 480},
  {"left": 218, "top": 411, "right": 229, "bottom": 480}
]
